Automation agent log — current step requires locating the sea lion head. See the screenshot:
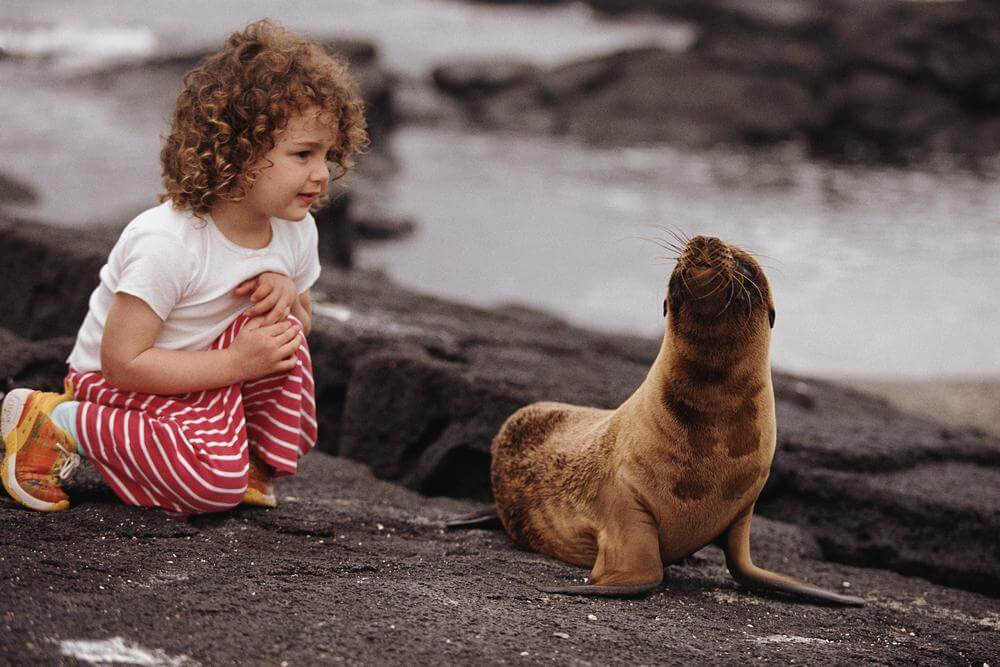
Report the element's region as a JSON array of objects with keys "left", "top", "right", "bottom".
[{"left": 663, "top": 235, "right": 775, "bottom": 338}]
